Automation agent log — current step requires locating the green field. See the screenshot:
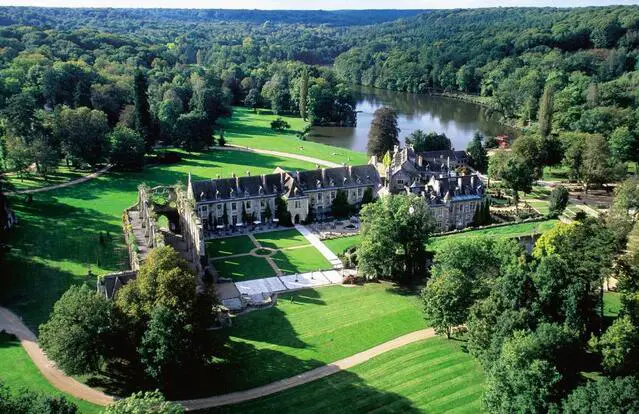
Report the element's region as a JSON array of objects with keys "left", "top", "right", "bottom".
[
  {"left": 0, "top": 333, "right": 101, "bottom": 414},
  {"left": 1, "top": 149, "right": 317, "bottom": 332},
  {"left": 271, "top": 246, "right": 333, "bottom": 274},
  {"left": 5, "top": 165, "right": 91, "bottom": 192},
  {"left": 207, "top": 235, "right": 256, "bottom": 257},
  {"left": 220, "top": 107, "right": 368, "bottom": 165},
  {"left": 214, "top": 337, "right": 484, "bottom": 414},
  {"left": 324, "top": 235, "right": 361, "bottom": 256},
  {"left": 427, "top": 220, "right": 558, "bottom": 252},
  {"left": 254, "top": 228, "right": 309, "bottom": 249},
  {"left": 603, "top": 291, "right": 621, "bottom": 318},
  {"left": 212, "top": 253, "right": 278, "bottom": 281},
  {"left": 323, "top": 220, "right": 558, "bottom": 256},
  {"left": 212, "top": 283, "right": 425, "bottom": 395}
]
